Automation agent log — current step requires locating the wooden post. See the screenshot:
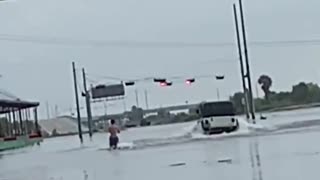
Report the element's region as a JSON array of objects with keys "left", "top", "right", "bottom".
[
  {"left": 18, "top": 109, "right": 23, "bottom": 135},
  {"left": 8, "top": 110, "right": 13, "bottom": 136},
  {"left": 12, "top": 110, "right": 17, "bottom": 135},
  {"left": 34, "top": 108, "right": 40, "bottom": 135}
]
